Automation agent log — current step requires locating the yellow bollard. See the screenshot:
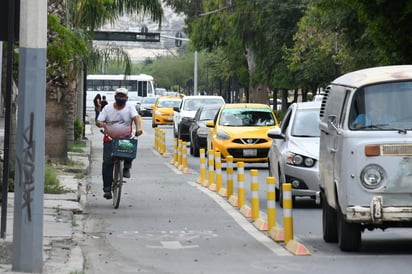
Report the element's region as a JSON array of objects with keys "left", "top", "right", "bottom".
[
  {"left": 158, "top": 129, "right": 162, "bottom": 153},
  {"left": 196, "top": 148, "right": 207, "bottom": 184},
  {"left": 206, "top": 149, "right": 215, "bottom": 187},
  {"left": 226, "top": 156, "right": 234, "bottom": 198},
  {"left": 267, "top": 177, "right": 276, "bottom": 231},
  {"left": 180, "top": 141, "right": 190, "bottom": 173},
  {"left": 171, "top": 138, "right": 178, "bottom": 164},
  {"left": 176, "top": 139, "right": 182, "bottom": 167},
  {"left": 283, "top": 183, "right": 293, "bottom": 244},
  {"left": 210, "top": 150, "right": 222, "bottom": 192},
  {"left": 154, "top": 127, "right": 158, "bottom": 150},
  {"left": 250, "top": 169, "right": 260, "bottom": 221},
  {"left": 161, "top": 130, "right": 168, "bottom": 157},
  {"left": 179, "top": 141, "right": 186, "bottom": 169},
  {"left": 237, "top": 162, "right": 245, "bottom": 209},
  {"left": 159, "top": 129, "right": 164, "bottom": 154}
]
